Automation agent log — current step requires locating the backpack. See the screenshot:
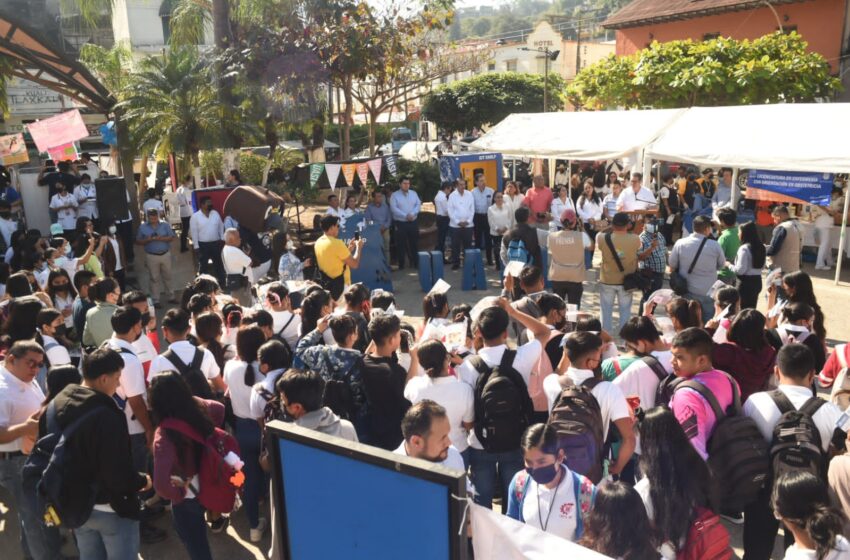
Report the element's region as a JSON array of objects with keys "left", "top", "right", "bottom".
[
  {"left": 163, "top": 347, "right": 214, "bottom": 399},
  {"left": 768, "top": 391, "right": 826, "bottom": 484},
  {"left": 507, "top": 237, "right": 532, "bottom": 265},
  {"left": 675, "top": 374, "right": 770, "bottom": 511},
  {"left": 829, "top": 344, "right": 850, "bottom": 411},
  {"left": 158, "top": 418, "right": 242, "bottom": 514},
  {"left": 676, "top": 507, "right": 733, "bottom": 560},
  {"left": 547, "top": 376, "right": 605, "bottom": 483},
  {"left": 271, "top": 314, "right": 295, "bottom": 369},
  {"left": 471, "top": 349, "right": 534, "bottom": 453},
  {"left": 512, "top": 469, "right": 596, "bottom": 539},
  {"left": 322, "top": 355, "right": 363, "bottom": 422},
  {"left": 21, "top": 402, "right": 104, "bottom": 529}
]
